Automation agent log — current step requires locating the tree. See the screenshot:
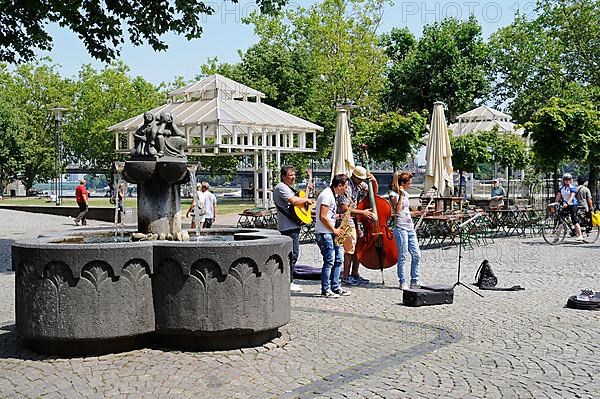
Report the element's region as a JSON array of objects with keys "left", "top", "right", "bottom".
[
  {"left": 491, "top": 132, "right": 529, "bottom": 204},
  {"left": 384, "top": 16, "right": 490, "bottom": 118},
  {"left": 242, "top": 0, "right": 389, "bottom": 159},
  {"left": 450, "top": 132, "right": 491, "bottom": 195},
  {"left": 353, "top": 111, "right": 428, "bottom": 170},
  {"left": 524, "top": 97, "right": 599, "bottom": 193},
  {"left": 0, "top": 0, "right": 288, "bottom": 63},
  {"left": 0, "top": 98, "right": 25, "bottom": 196},
  {"left": 488, "top": 1, "right": 600, "bottom": 123},
  {"left": 0, "top": 61, "right": 72, "bottom": 192},
  {"left": 63, "top": 62, "right": 164, "bottom": 171}
]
